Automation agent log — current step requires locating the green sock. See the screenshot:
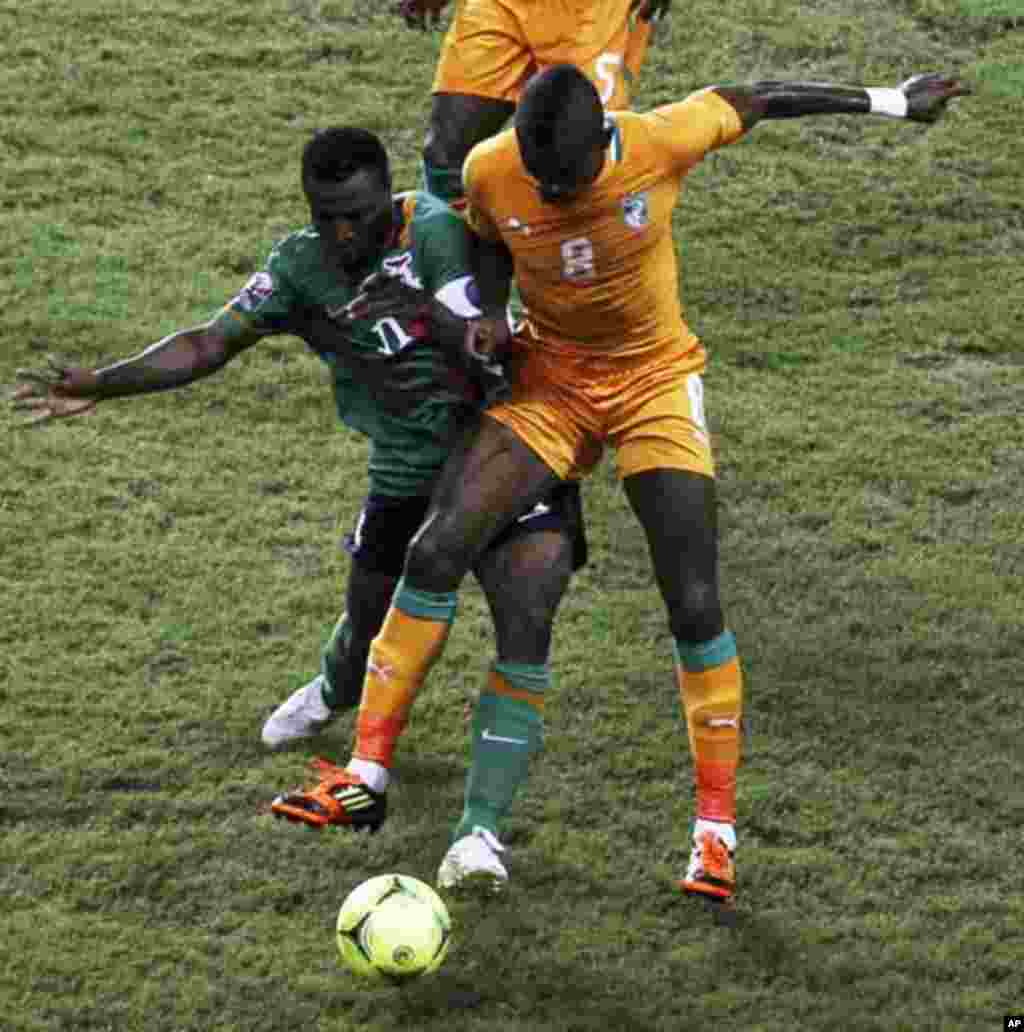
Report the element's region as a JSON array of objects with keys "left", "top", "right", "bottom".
[
  {"left": 454, "top": 663, "right": 547, "bottom": 841},
  {"left": 319, "top": 613, "right": 351, "bottom": 709}
]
